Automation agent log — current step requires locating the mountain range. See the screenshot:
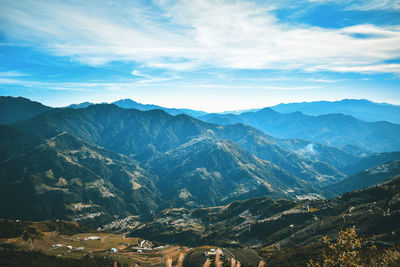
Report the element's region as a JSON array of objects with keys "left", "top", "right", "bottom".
[
  {"left": 1, "top": 96, "right": 400, "bottom": 228},
  {"left": 5, "top": 96, "right": 399, "bottom": 153},
  {"left": 59, "top": 98, "right": 400, "bottom": 126},
  {"left": 270, "top": 99, "right": 400, "bottom": 124},
  {"left": 12, "top": 103, "right": 348, "bottom": 183},
  {"left": 1, "top": 104, "right": 332, "bottom": 219},
  {"left": 199, "top": 107, "right": 400, "bottom": 152},
  {"left": 66, "top": 98, "right": 207, "bottom": 117}
]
